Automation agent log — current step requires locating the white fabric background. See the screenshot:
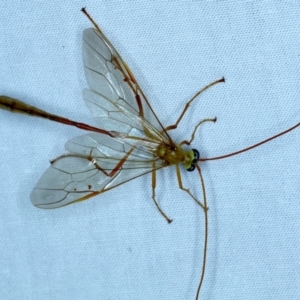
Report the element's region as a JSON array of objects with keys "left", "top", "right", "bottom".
[{"left": 0, "top": 1, "right": 300, "bottom": 300}]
